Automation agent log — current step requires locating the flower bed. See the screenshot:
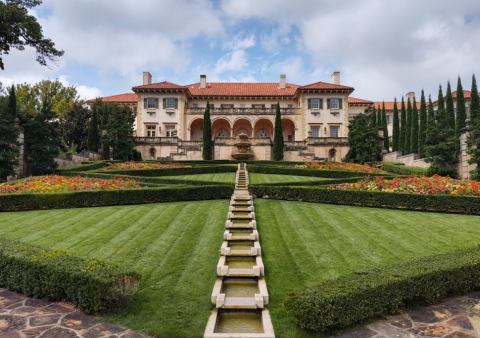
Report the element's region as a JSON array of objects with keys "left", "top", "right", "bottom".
[
  {"left": 329, "top": 175, "right": 480, "bottom": 196},
  {"left": 293, "top": 162, "right": 386, "bottom": 174},
  {"left": 101, "top": 162, "right": 191, "bottom": 172},
  {"left": 0, "top": 175, "right": 142, "bottom": 194}
]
